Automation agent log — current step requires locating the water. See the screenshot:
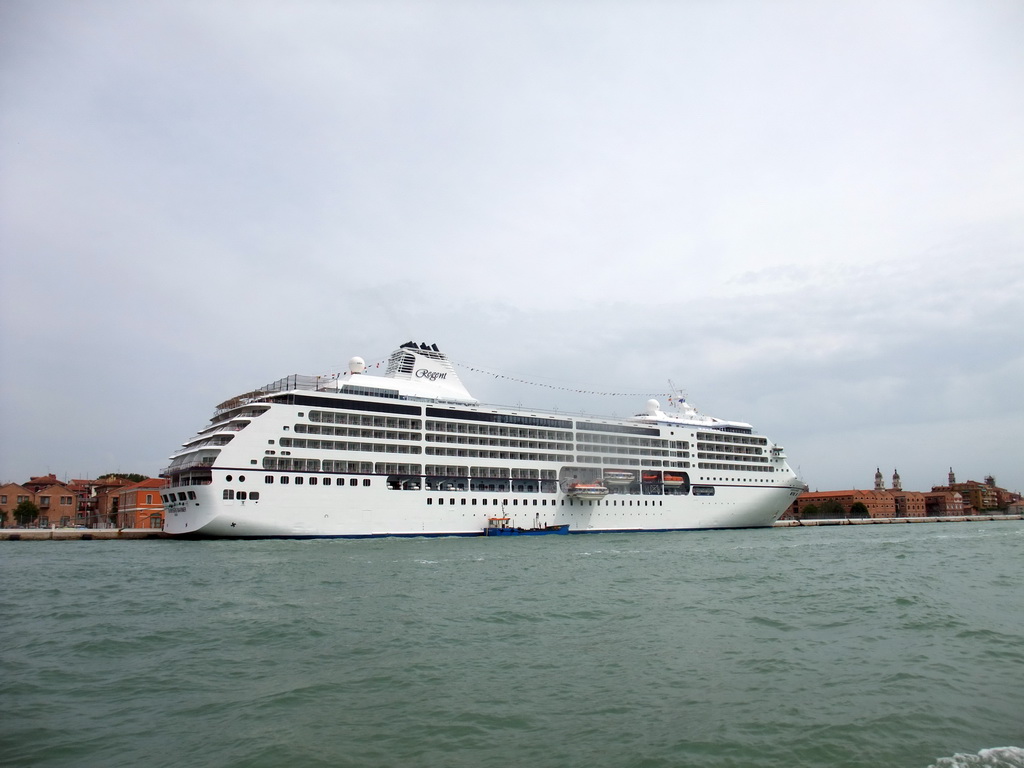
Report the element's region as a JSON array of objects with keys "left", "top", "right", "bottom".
[{"left": 2, "top": 522, "right": 1022, "bottom": 768}]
